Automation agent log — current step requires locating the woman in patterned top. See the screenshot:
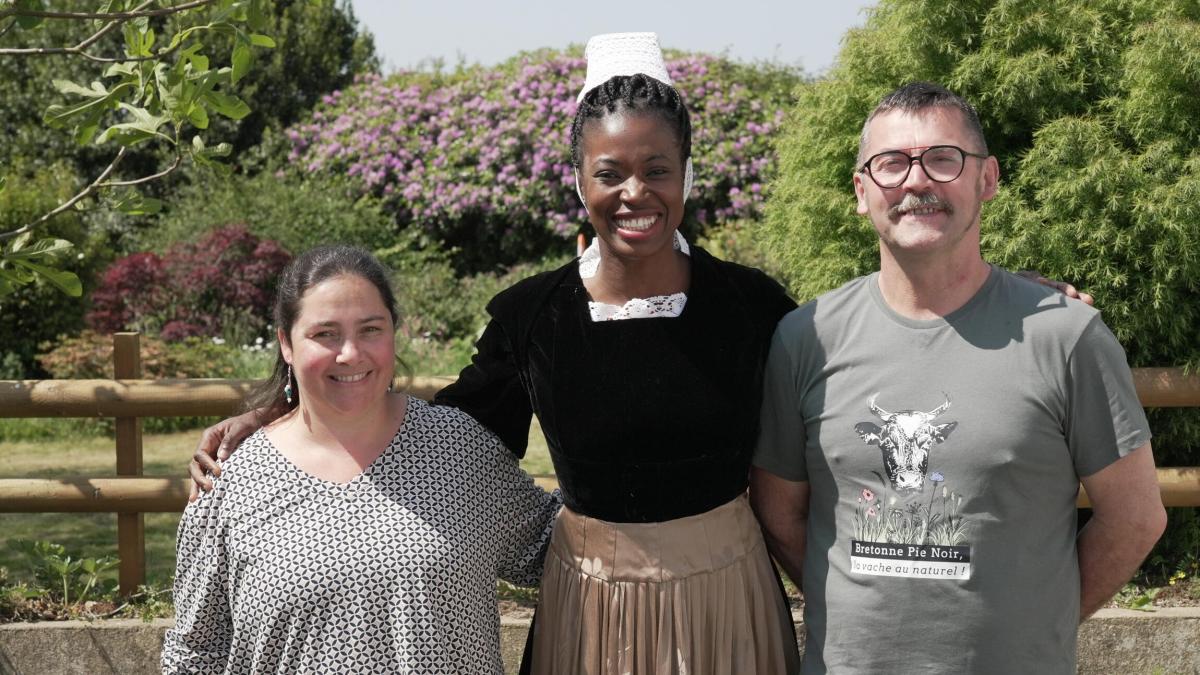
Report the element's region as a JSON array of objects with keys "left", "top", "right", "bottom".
[{"left": 162, "top": 246, "right": 559, "bottom": 674}]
